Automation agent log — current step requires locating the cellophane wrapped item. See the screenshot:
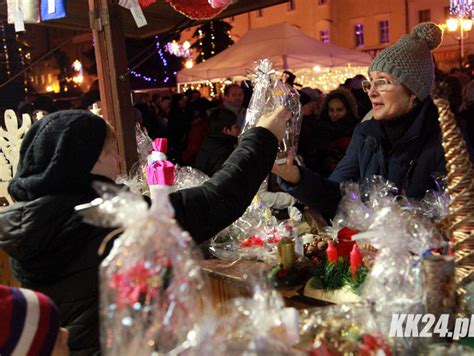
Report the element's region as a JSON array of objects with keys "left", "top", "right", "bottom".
[
  {"left": 171, "top": 165, "right": 209, "bottom": 192},
  {"left": 209, "top": 195, "right": 276, "bottom": 262},
  {"left": 240, "top": 59, "right": 302, "bottom": 164},
  {"left": 298, "top": 304, "right": 391, "bottom": 355},
  {"left": 353, "top": 201, "right": 445, "bottom": 351},
  {"left": 115, "top": 124, "right": 153, "bottom": 195},
  {"left": 325, "top": 176, "right": 397, "bottom": 244},
  {"left": 98, "top": 175, "right": 212, "bottom": 354},
  {"left": 187, "top": 280, "right": 300, "bottom": 355}
]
